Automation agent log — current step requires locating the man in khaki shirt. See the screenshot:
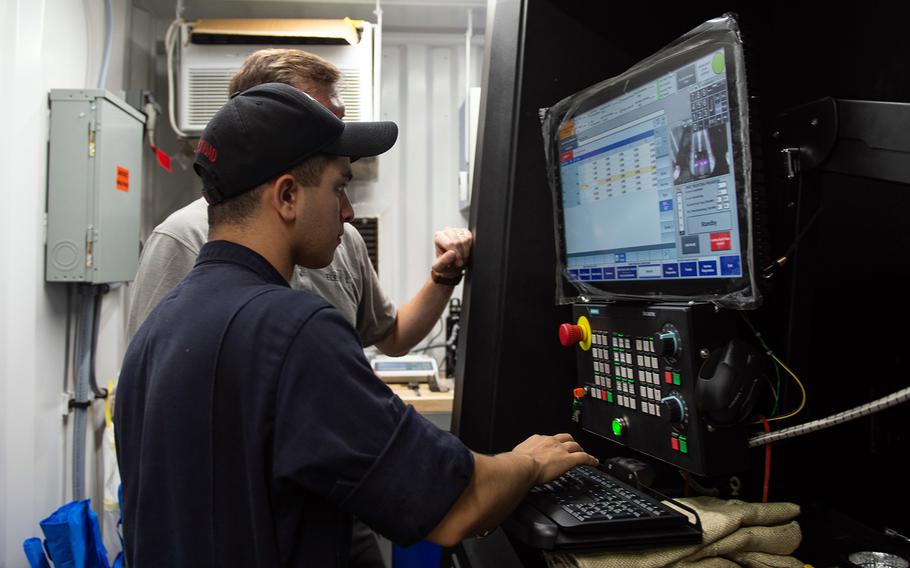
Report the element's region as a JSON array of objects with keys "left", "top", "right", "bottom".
[{"left": 128, "top": 49, "right": 473, "bottom": 353}]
